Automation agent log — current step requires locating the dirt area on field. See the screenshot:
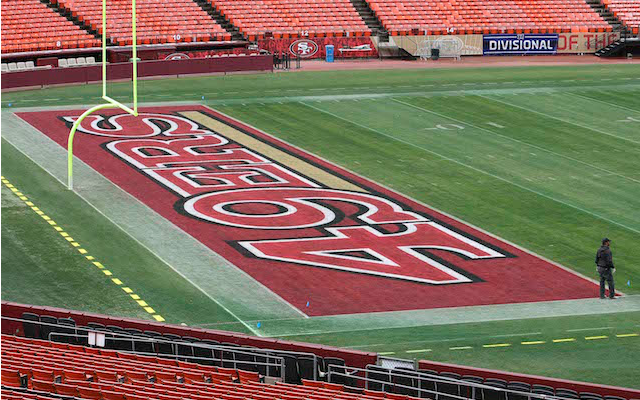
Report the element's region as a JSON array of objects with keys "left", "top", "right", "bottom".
[{"left": 290, "top": 55, "right": 640, "bottom": 72}]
